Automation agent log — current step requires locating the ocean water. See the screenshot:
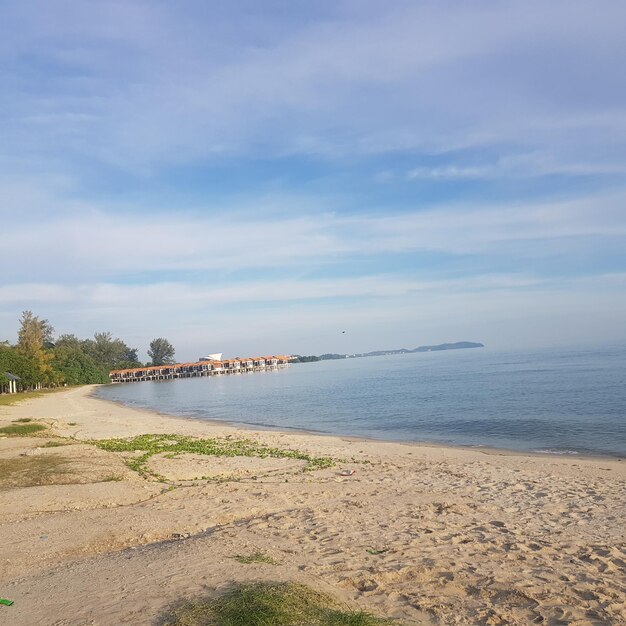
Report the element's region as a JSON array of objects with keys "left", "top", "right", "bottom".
[{"left": 95, "top": 346, "right": 626, "bottom": 457}]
